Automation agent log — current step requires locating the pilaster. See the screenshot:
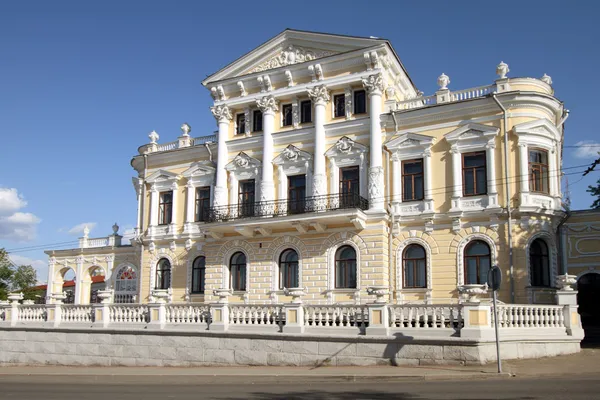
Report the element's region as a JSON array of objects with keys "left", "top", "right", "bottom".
[
  {"left": 307, "top": 85, "right": 330, "bottom": 197},
  {"left": 363, "top": 73, "right": 385, "bottom": 211},
  {"left": 211, "top": 105, "right": 233, "bottom": 207}
]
